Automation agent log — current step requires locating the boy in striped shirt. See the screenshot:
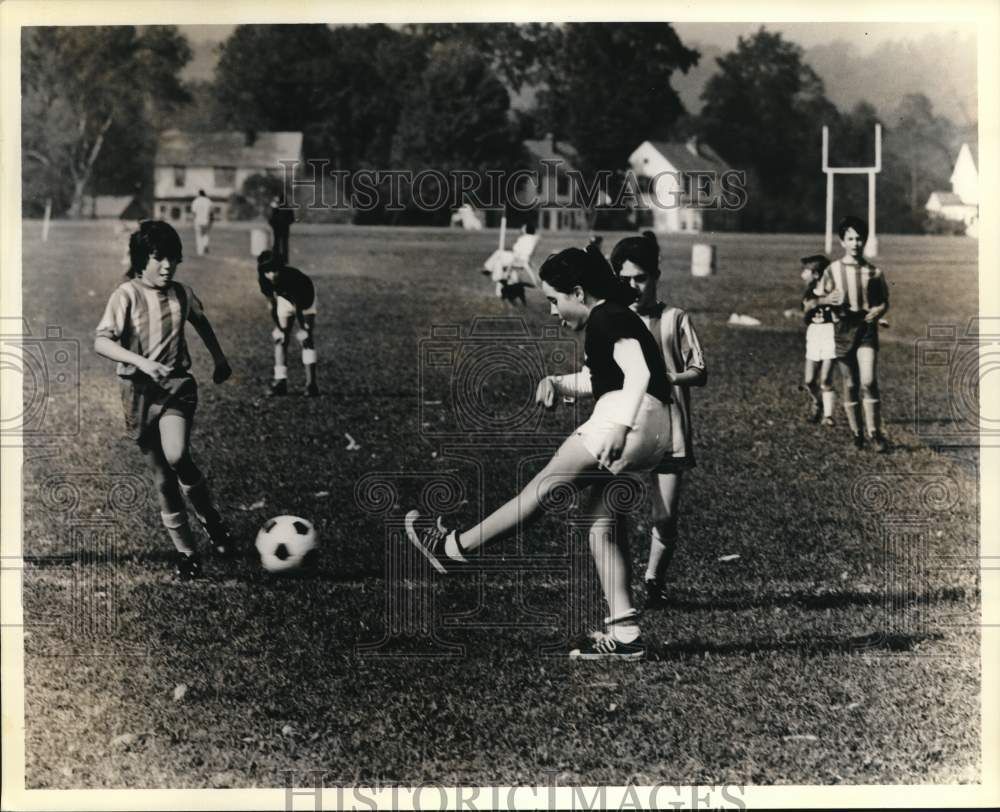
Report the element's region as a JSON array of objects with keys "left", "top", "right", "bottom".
[
  {"left": 815, "top": 216, "right": 890, "bottom": 452},
  {"left": 95, "top": 220, "right": 235, "bottom": 579}
]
